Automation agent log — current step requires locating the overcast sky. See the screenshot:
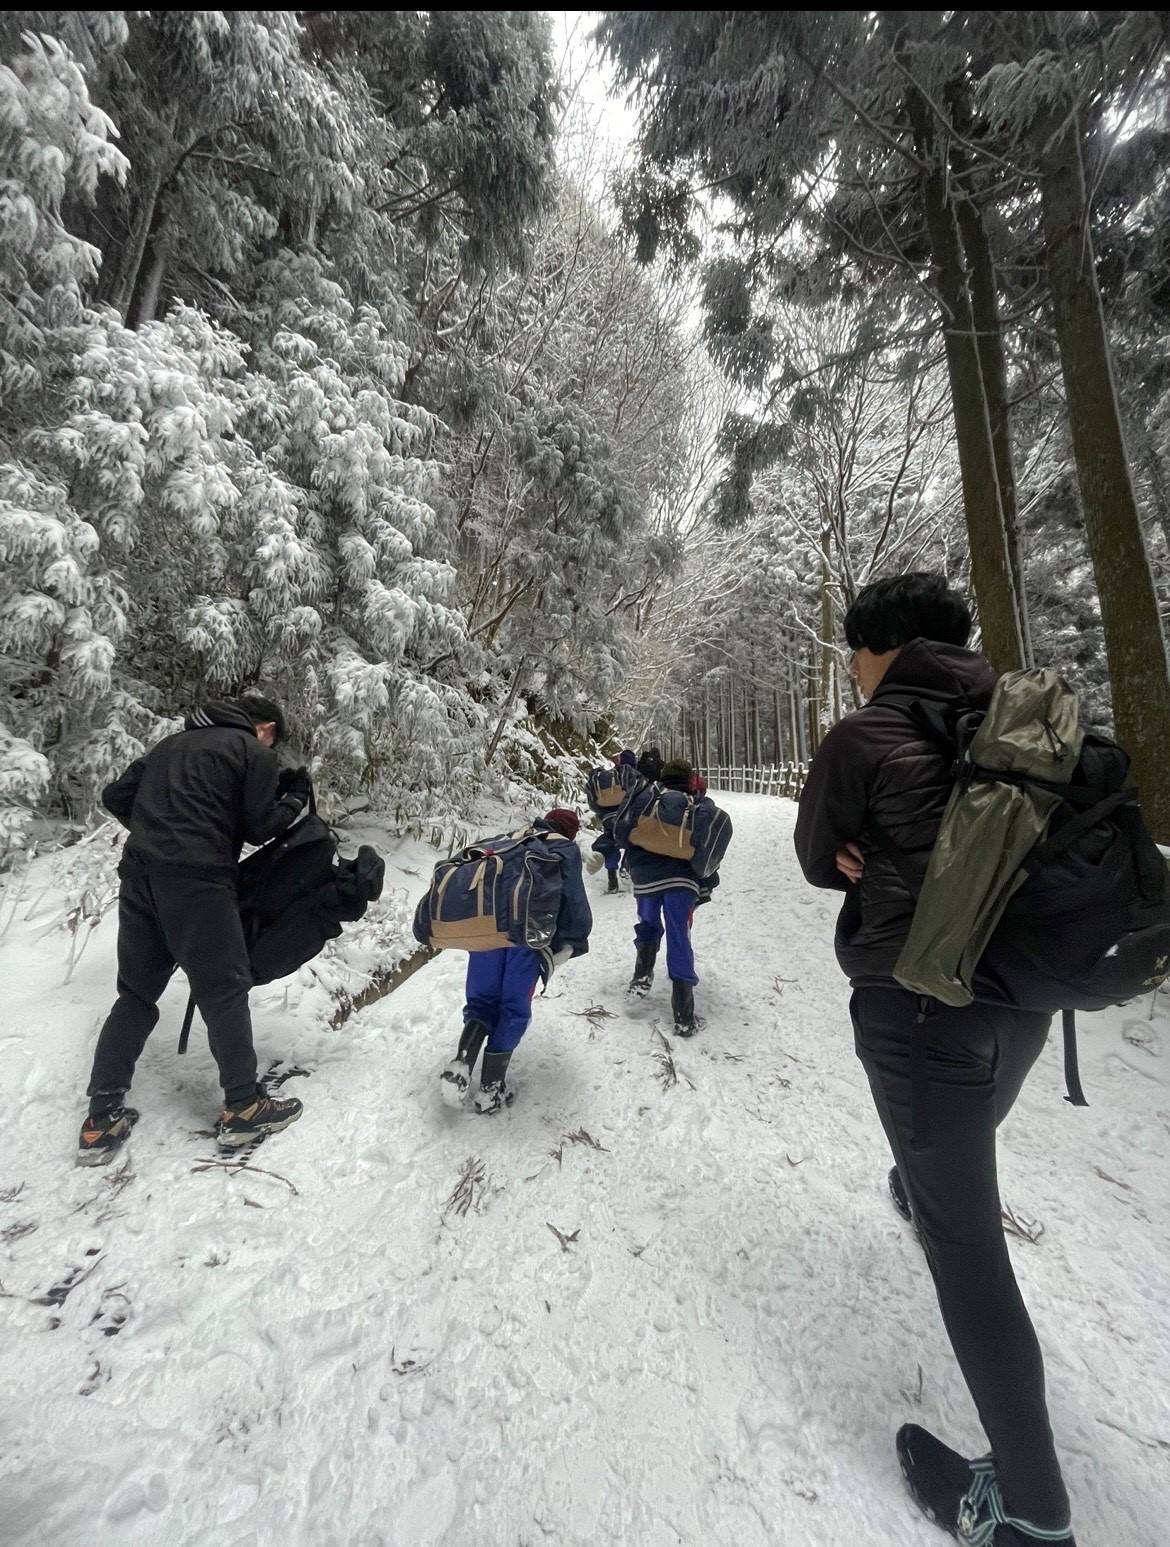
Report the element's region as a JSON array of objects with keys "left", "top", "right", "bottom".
[{"left": 548, "top": 9, "right": 638, "bottom": 185}]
